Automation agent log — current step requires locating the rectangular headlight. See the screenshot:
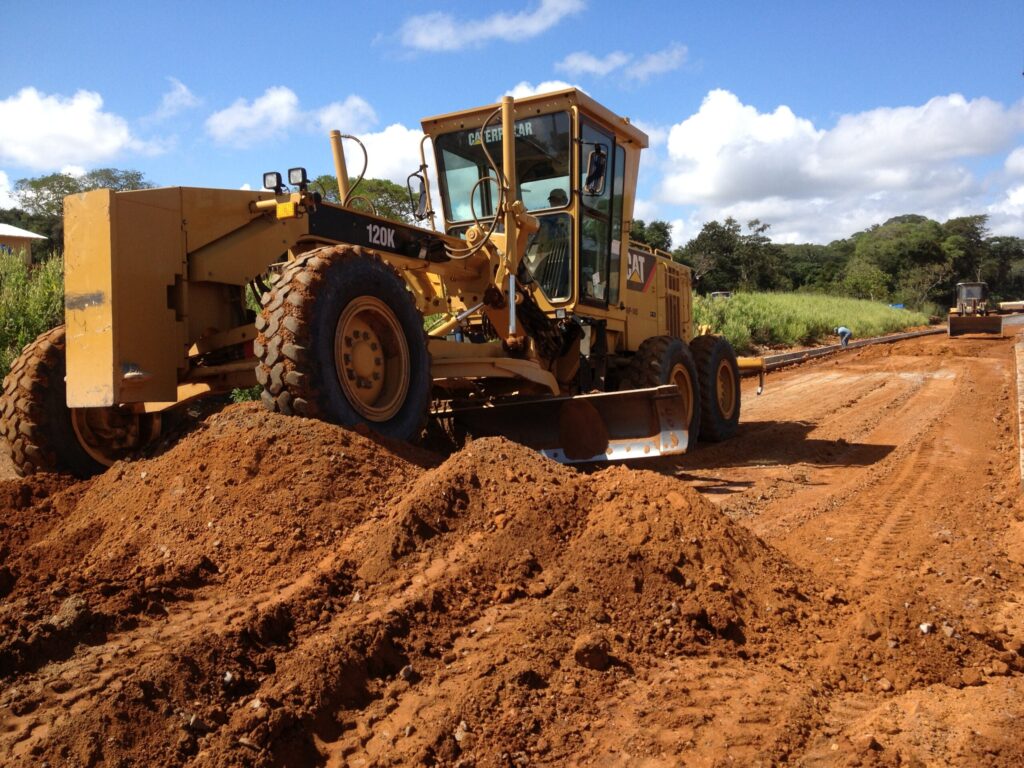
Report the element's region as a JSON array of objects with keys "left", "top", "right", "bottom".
[
  {"left": 288, "top": 167, "right": 307, "bottom": 186},
  {"left": 263, "top": 171, "right": 282, "bottom": 190}
]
